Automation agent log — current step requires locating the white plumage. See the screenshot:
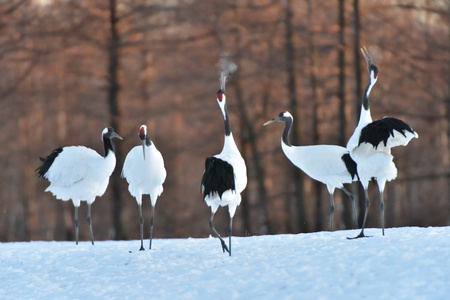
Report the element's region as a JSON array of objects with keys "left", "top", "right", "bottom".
[
  {"left": 264, "top": 111, "right": 359, "bottom": 230},
  {"left": 347, "top": 46, "right": 418, "bottom": 238},
  {"left": 122, "top": 125, "right": 166, "bottom": 251},
  {"left": 201, "top": 88, "right": 247, "bottom": 256},
  {"left": 36, "top": 127, "right": 122, "bottom": 245},
  {"left": 43, "top": 146, "right": 115, "bottom": 206}
]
